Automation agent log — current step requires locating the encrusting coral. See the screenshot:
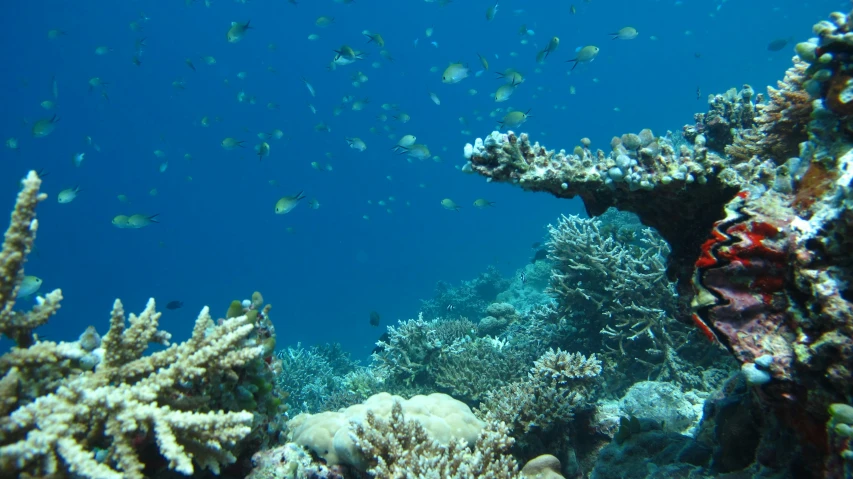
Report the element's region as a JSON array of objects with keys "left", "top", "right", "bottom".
[{"left": 0, "top": 172, "right": 269, "bottom": 479}]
